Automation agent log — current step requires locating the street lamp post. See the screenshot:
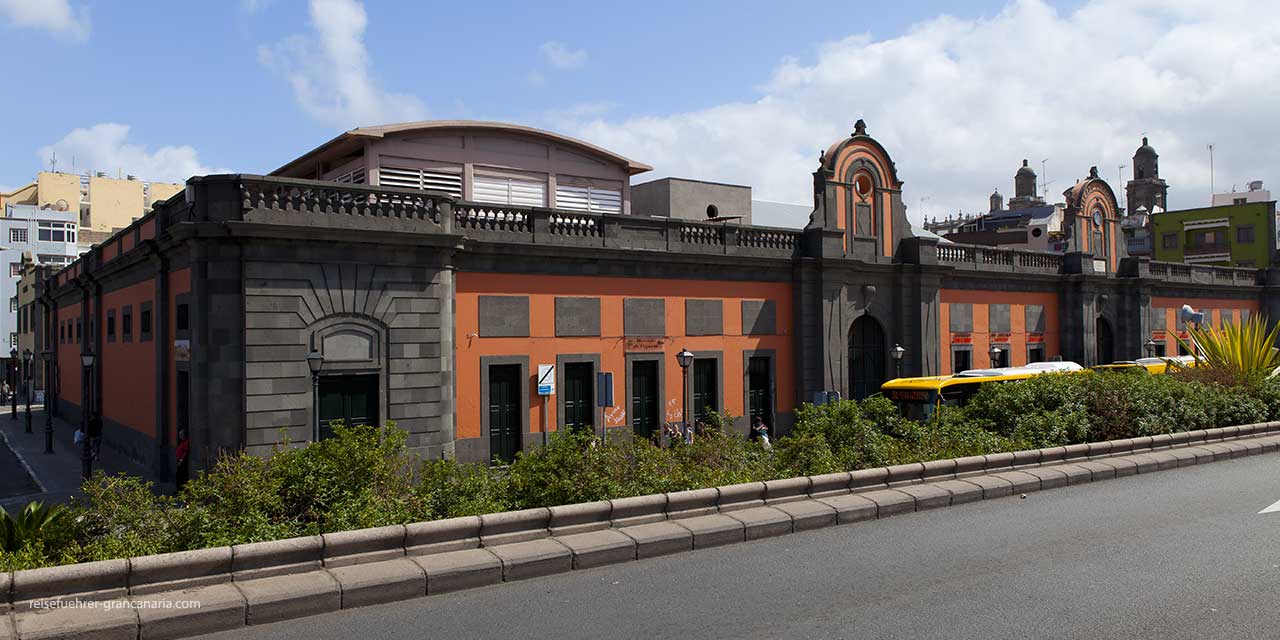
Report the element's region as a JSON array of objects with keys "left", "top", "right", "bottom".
[
  {"left": 675, "top": 348, "right": 694, "bottom": 439},
  {"left": 9, "top": 347, "right": 16, "bottom": 421},
  {"left": 22, "top": 349, "right": 32, "bottom": 434},
  {"left": 988, "top": 344, "right": 1002, "bottom": 368},
  {"left": 42, "top": 350, "right": 53, "bottom": 454},
  {"left": 306, "top": 348, "right": 324, "bottom": 443},
  {"left": 80, "top": 350, "right": 95, "bottom": 480},
  {"left": 891, "top": 344, "right": 905, "bottom": 379},
  {"left": 1144, "top": 338, "right": 1157, "bottom": 358}
]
